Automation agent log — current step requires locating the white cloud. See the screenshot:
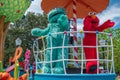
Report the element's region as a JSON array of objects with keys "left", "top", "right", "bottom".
[
  {"left": 98, "top": 4, "right": 120, "bottom": 26},
  {"left": 77, "top": 23, "right": 83, "bottom": 30},
  {"left": 25, "top": 0, "right": 43, "bottom": 15}
]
